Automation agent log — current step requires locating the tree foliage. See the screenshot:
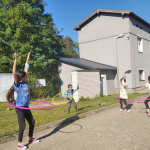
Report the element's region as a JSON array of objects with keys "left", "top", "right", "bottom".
[
  {"left": 0, "top": 0, "right": 80, "bottom": 98},
  {"left": 62, "top": 36, "right": 79, "bottom": 58},
  {"left": 0, "top": 0, "right": 64, "bottom": 75}
]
